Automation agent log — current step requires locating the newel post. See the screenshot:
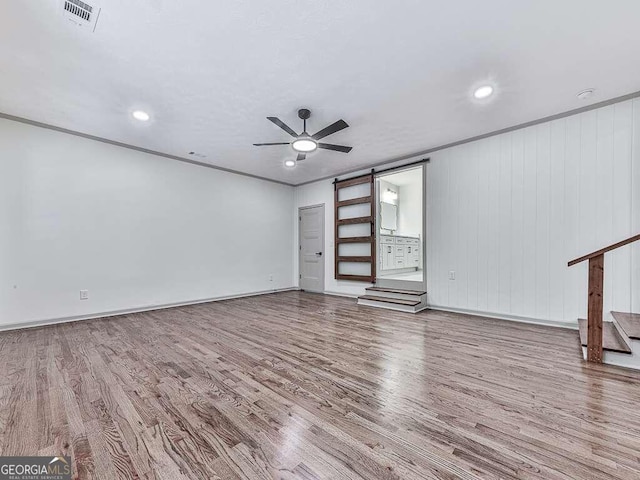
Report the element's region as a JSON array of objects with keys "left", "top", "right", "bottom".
[{"left": 586, "top": 254, "right": 604, "bottom": 363}]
